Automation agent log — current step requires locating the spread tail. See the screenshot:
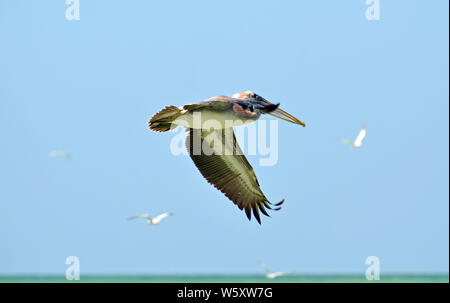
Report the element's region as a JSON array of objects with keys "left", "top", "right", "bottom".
[{"left": 148, "top": 106, "right": 182, "bottom": 132}]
